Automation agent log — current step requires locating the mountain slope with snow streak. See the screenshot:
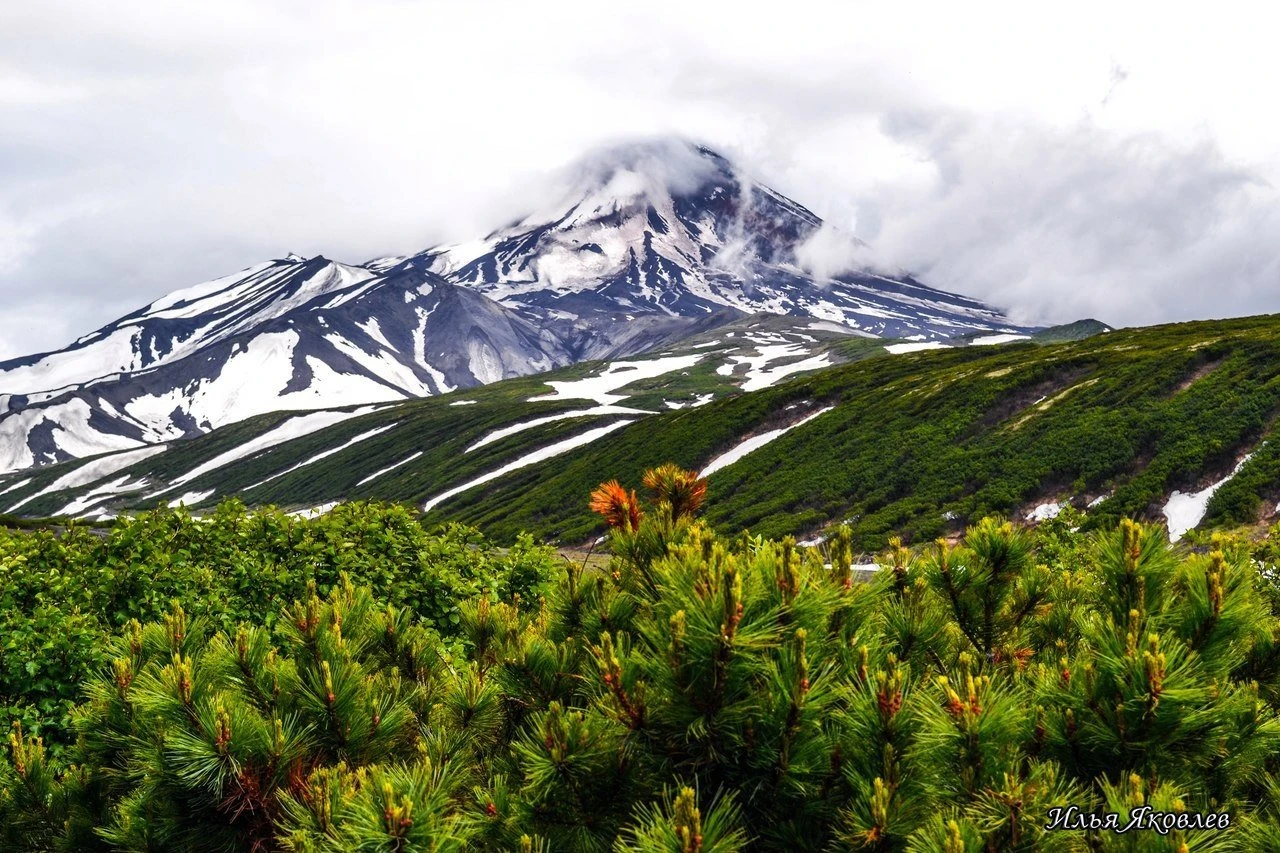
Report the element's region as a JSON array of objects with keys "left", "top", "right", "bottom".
[
  {"left": 0, "top": 323, "right": 875, "bottom": 518},
  {"left": 5, "top": 310, "right": 1231, "bottom": 549},
  {"left": 1, "top": 139, "right": 1031, "bottom": 474},
  {"left": 0, "top": 257, "right": 573, "bottom": 471},
  {"left": 410, "top": 141, "right": 1028, "bottom": 357}
]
